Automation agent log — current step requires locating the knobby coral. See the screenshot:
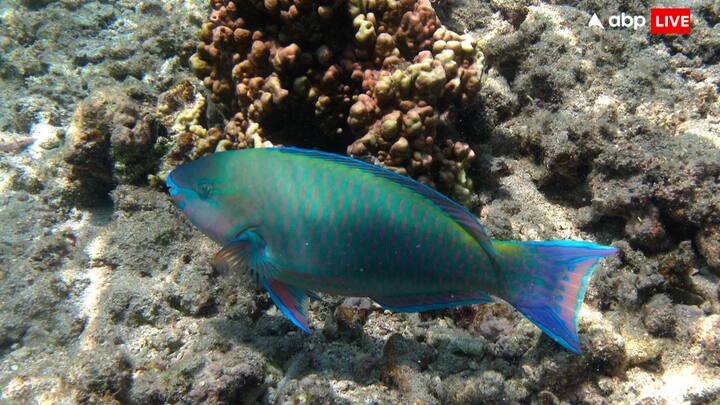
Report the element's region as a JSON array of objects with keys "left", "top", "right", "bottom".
[{"left": 189, "top": 0, "right": 484, "bottom": 203}]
